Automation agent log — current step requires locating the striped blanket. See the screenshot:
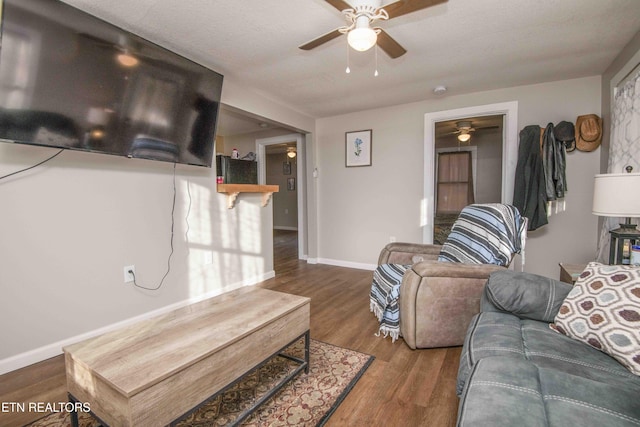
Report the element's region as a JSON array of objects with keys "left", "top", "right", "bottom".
[
  {"left": 369, "top": 263, "right": 410, "bottom": 342},
  {"left": 438, "top": 203, "right": 527, "bottom": 267},
  {"left": 370, "top": 204, "right": 526, "bottom": 343}
]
